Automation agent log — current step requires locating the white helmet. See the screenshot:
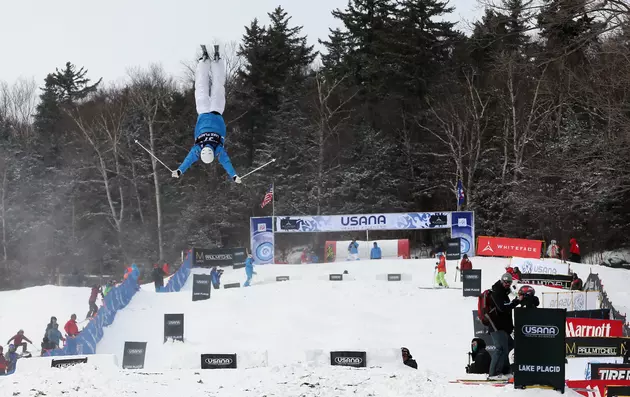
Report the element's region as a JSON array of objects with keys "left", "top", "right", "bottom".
[{"left": 200, "top": 146, "right": 214, "bottom": 164}]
